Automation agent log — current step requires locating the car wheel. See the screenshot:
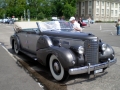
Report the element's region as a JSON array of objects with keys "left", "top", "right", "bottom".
[
  {"left": 49, "top": 55, "right": 68, "bottom": 81},
  {"left": 14, "top": 40, "right": 20, "bottom": 54}
]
